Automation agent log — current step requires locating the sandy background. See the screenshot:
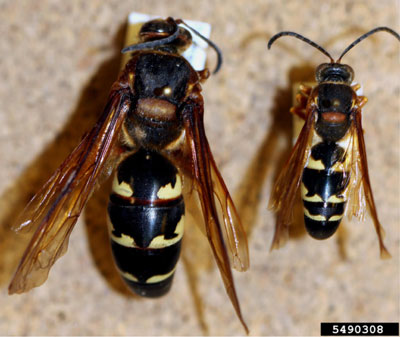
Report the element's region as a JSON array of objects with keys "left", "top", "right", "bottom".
[{"left": 0, "top": 0, "right": 398, "bottom": 335}]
